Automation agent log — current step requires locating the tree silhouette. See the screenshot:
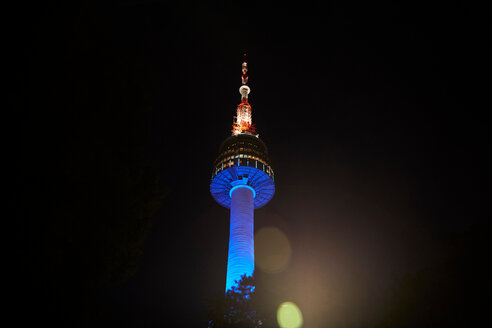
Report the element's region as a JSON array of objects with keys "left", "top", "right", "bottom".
[{"left": 208, "top": 273, "right": 269, "bottom": 328}]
